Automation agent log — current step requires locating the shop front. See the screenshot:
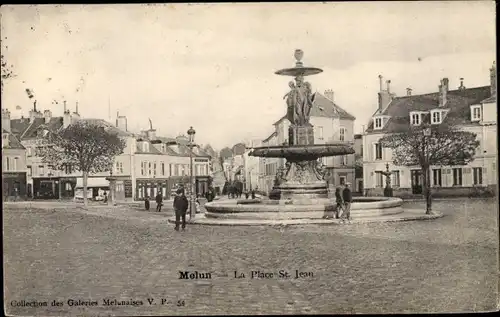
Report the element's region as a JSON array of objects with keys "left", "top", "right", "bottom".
[
  {"left": 75, "top": 177, "right": 109, "bottom": 201},
  {"left": 106, "top": 176, "right": 133, "bottom": 202},
  {"left": 2, "top": 172, "right": 27, "bottom": 200},
  {"left": 135, "top": 178, "right": 169, "bottom": 201},
  {"left": 195, "top": 176, "right": 210, "bottom": 197},
  {"left": 33, "top": 177, "right": 59, "bottom": 199},
  {"left": 59, "top": 177, "right": 77, "bottom": 199}
]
